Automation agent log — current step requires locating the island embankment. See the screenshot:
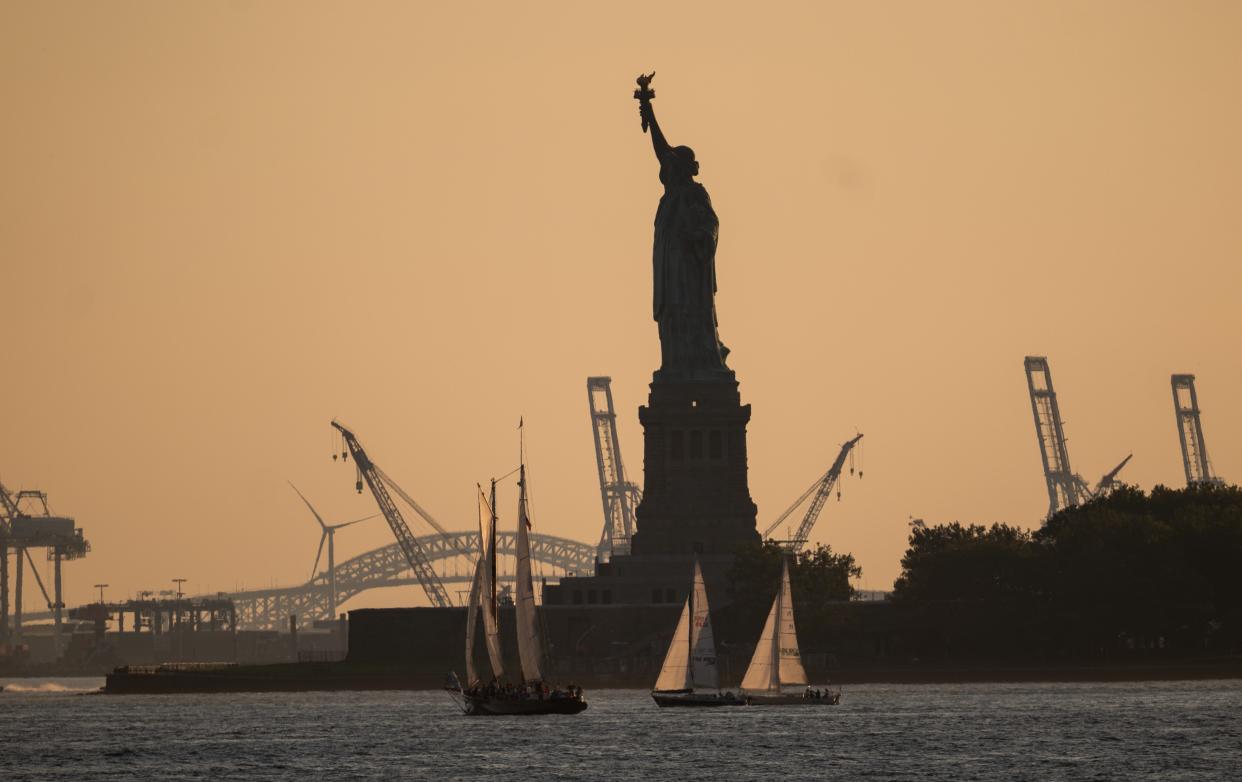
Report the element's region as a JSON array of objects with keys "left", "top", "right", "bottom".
[{"left": 103, "top": 656, "right": 1242, "bottom": 694}]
